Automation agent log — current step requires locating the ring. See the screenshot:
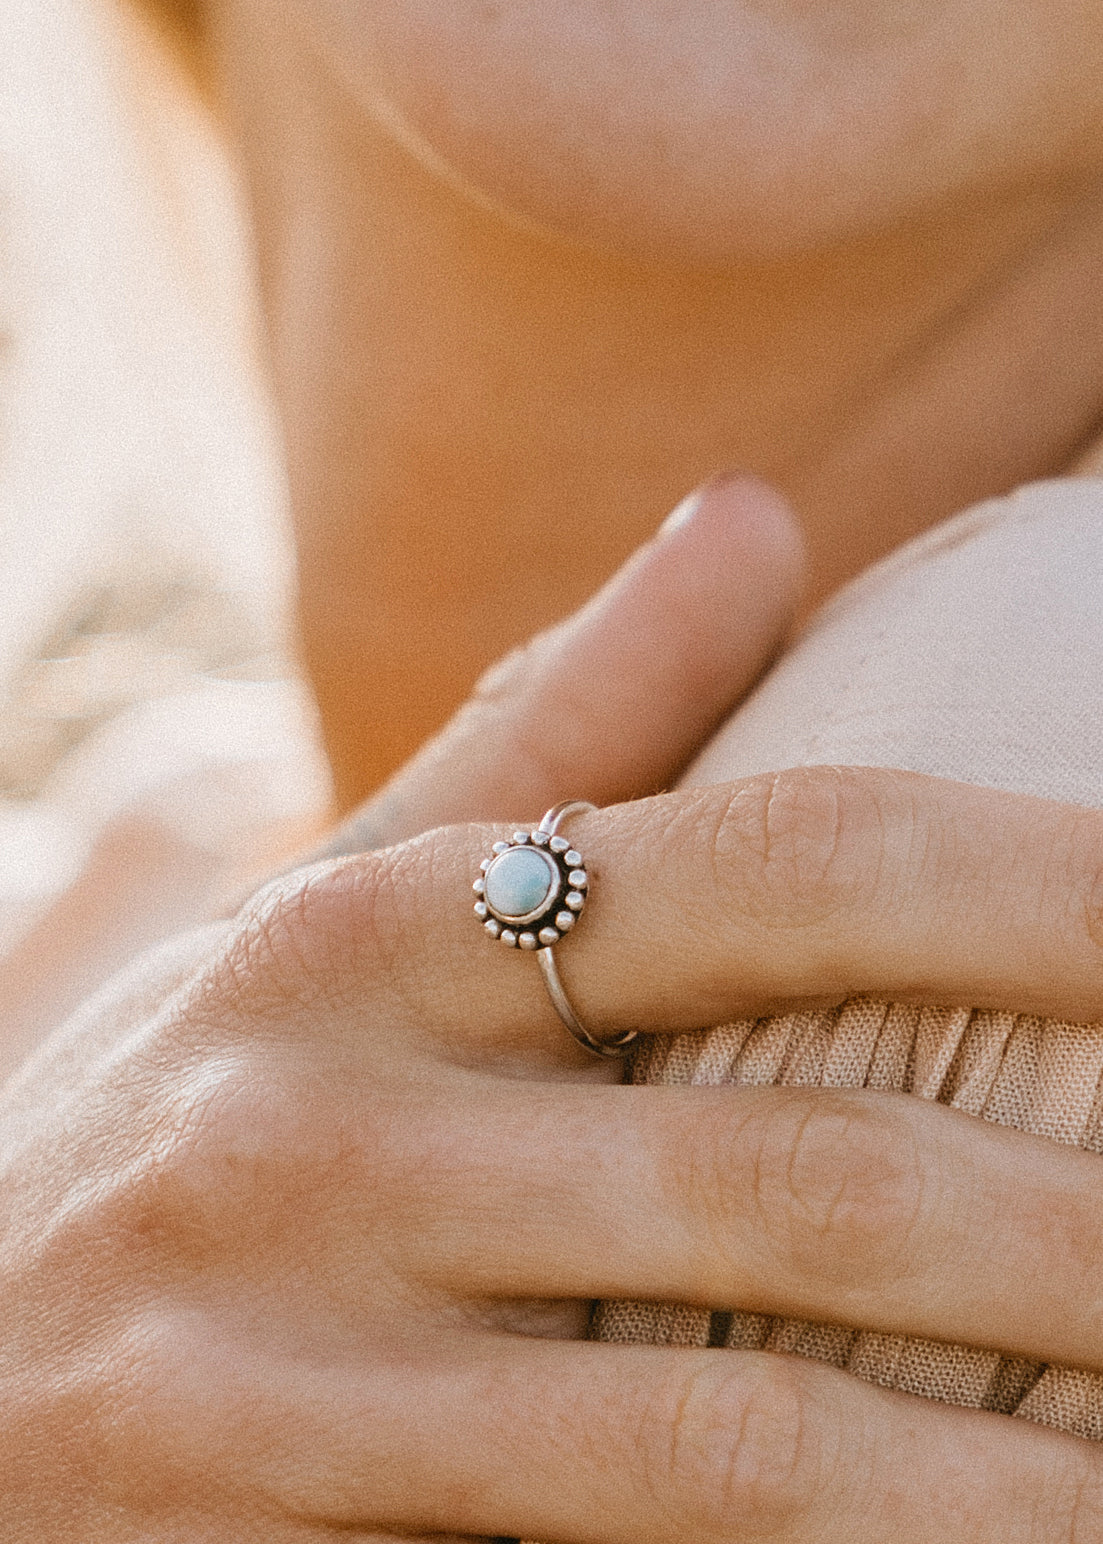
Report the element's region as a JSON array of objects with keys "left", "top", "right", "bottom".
[{"left": 473, "top": 800, "right": 639, "bottom": 1059}]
